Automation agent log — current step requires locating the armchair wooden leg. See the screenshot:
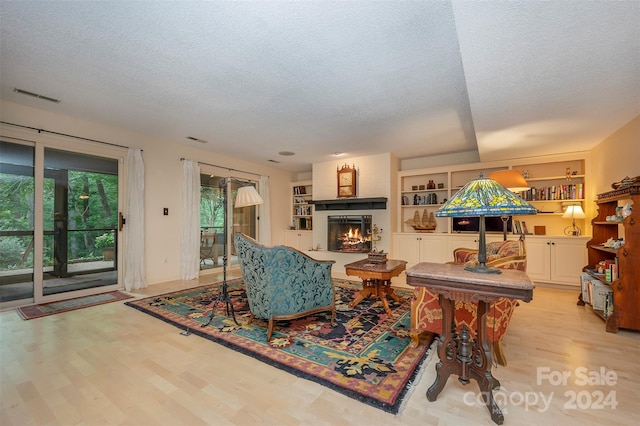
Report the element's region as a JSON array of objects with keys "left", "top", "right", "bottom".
[
  {"left": 492, "top": 340, "right": 507, "bottom": 367},
  {"left": 409, "top": 329, "right": 421, "bottom": 348},
  {"left": 266, "top": 319, "right": 275, "bottom": 342}
]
